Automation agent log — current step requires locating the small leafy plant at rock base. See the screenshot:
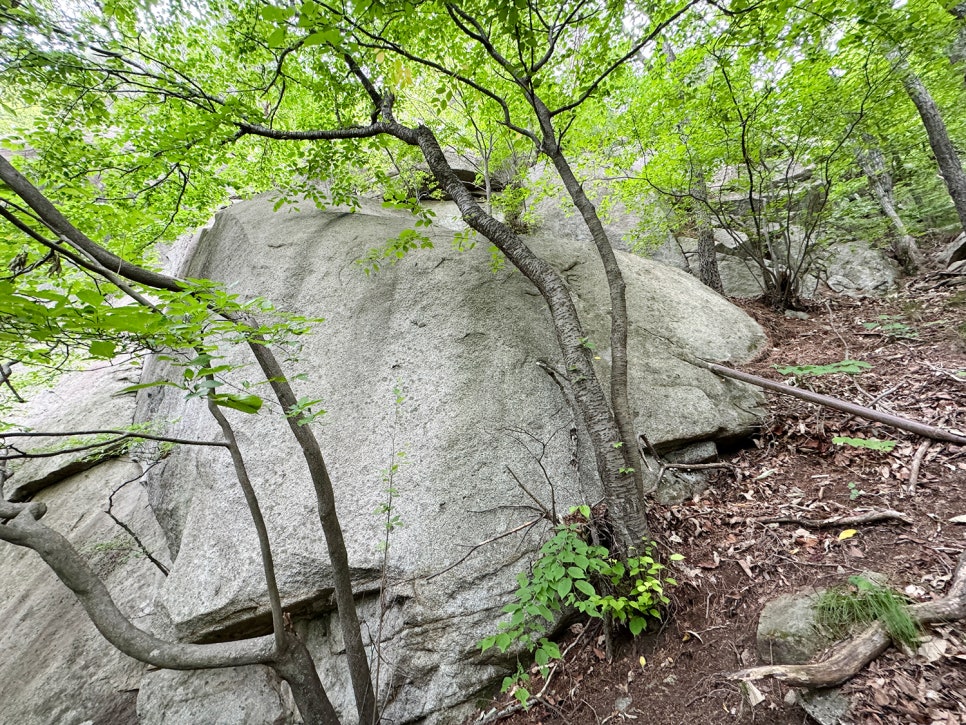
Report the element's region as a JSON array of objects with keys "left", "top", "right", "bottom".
[
  {"left": 774, "top": 359, "right": 872, "bottom": 377},
  {"left": 816, "top": 576, "right": 920, "bottom": 650},
  {"left": 847, "top": 481, "right": 865, "bottom": 500},
  {"left": 861, "top": 315, "right": 918, "bottom": 340},
  {"left": 480, "top": 507, "right": 681, "bottom": 707},
  {"left": 833, "top": 436, "right": 897, "bottom": 452}
]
